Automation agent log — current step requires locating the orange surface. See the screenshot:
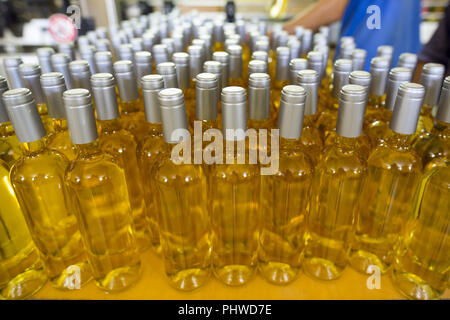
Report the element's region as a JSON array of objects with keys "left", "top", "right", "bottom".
[{"left": 34, "top": 249, "right": 450, "bottom": 300}]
